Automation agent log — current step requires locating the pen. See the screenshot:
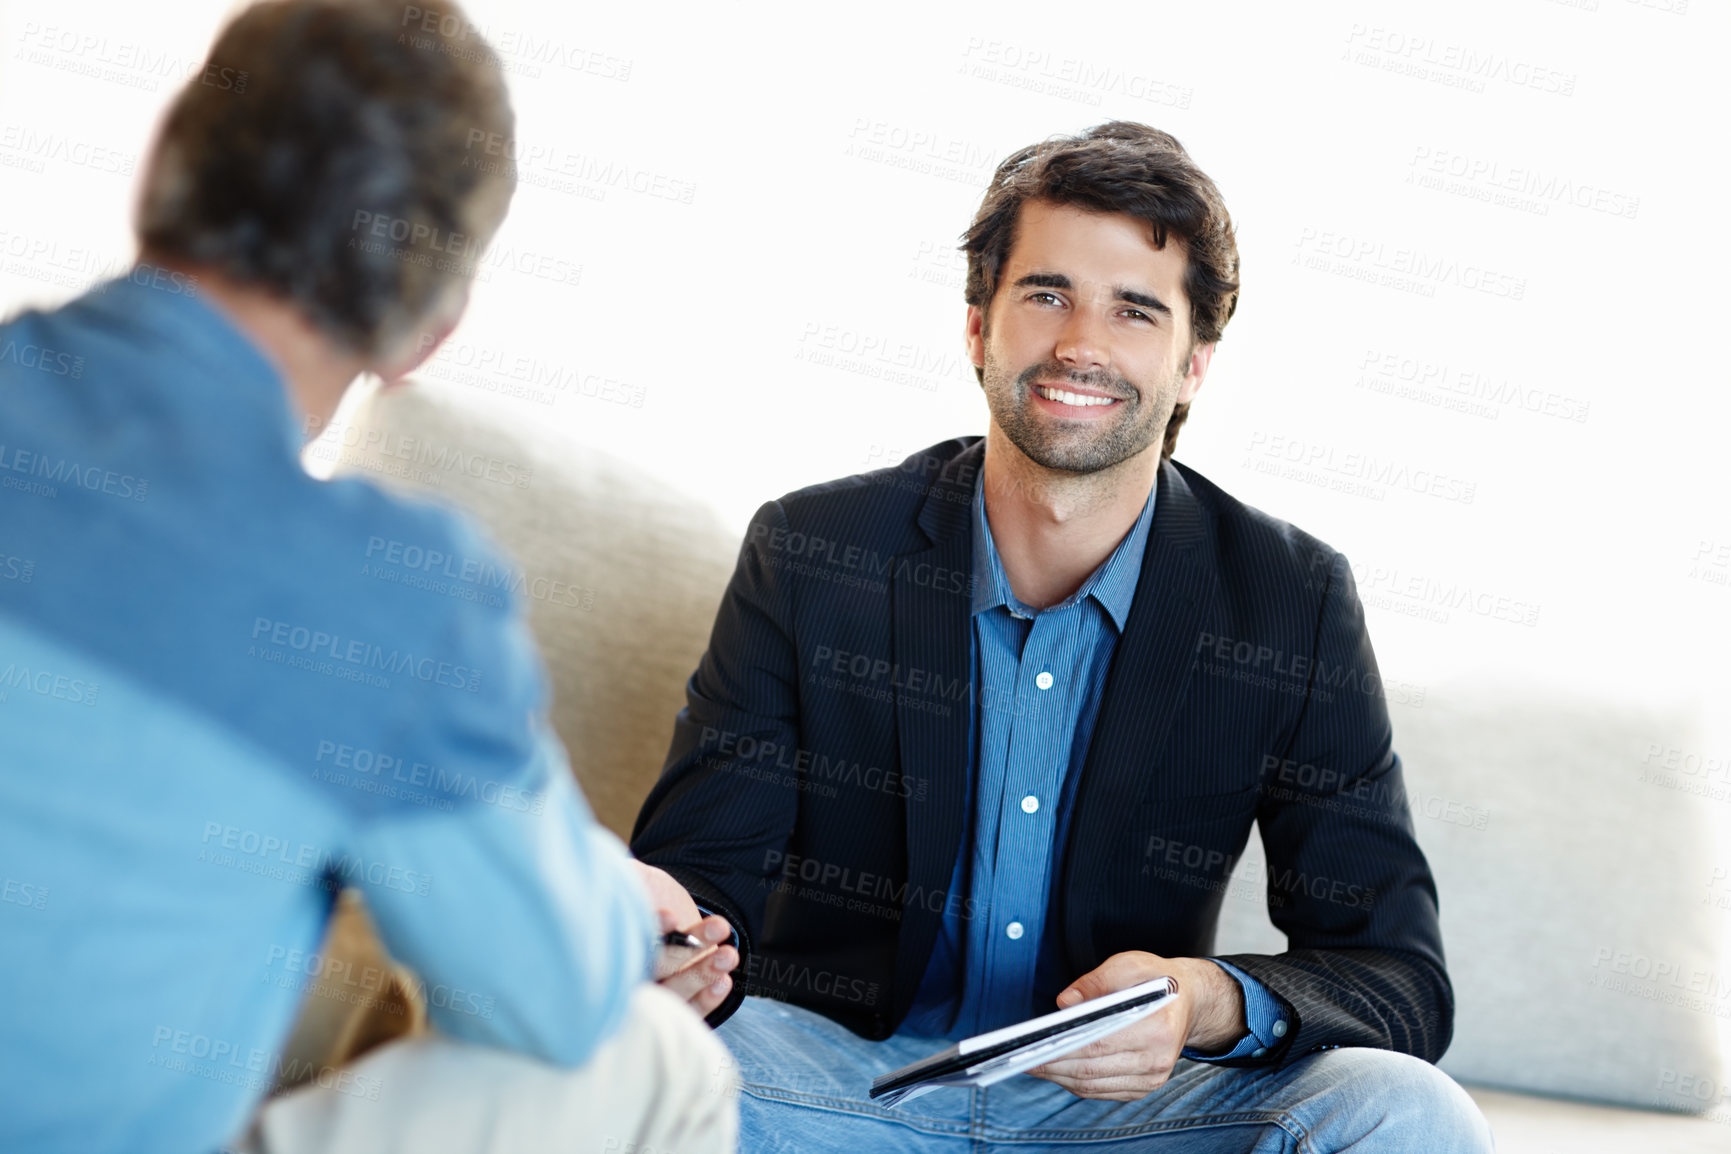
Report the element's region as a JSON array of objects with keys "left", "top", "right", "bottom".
[{"left": 661, "top": 930, "right": 706, "bottom": 950}]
